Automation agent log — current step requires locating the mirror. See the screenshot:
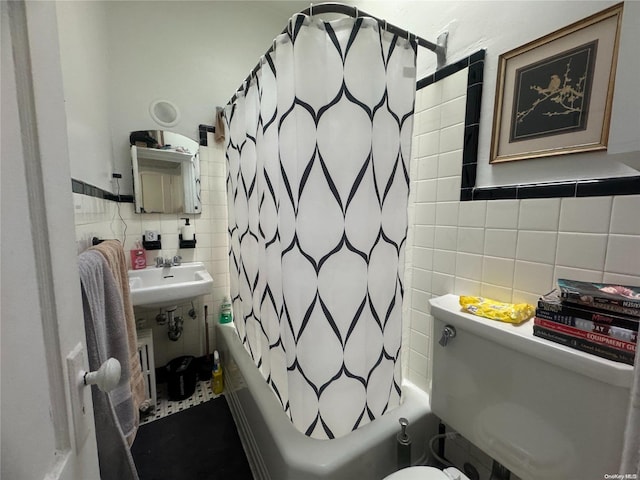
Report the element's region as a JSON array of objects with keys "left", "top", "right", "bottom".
[{"left": 130, "top": 130, "right": 201, "bottom": 214}]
